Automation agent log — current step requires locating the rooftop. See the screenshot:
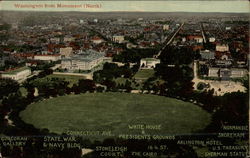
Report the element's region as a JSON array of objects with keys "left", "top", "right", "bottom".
[
  {"left": 141, "top": 58, "right": 160, "bottom": 62},
  {"left": 63, "top": 49, "right": 105, "bottom": 62},
  {"left": 2, "top": 67, "right": 30, "bottom": 74}
]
